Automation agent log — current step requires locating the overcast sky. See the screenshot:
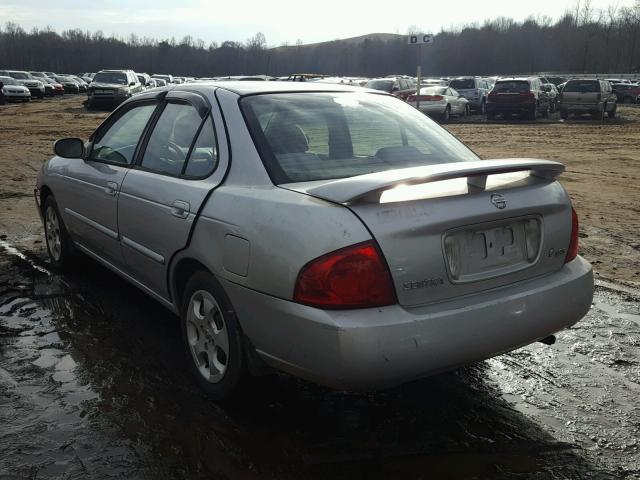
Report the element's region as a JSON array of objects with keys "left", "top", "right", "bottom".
[{"left": 0, "top": 0, "right": 634, "bottom": 46}]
